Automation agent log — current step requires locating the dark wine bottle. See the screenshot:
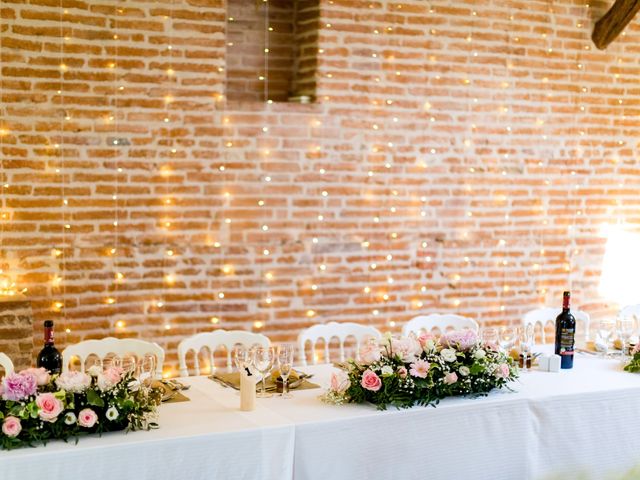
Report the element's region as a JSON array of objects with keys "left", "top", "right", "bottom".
[
  {"left": 36, "top": 320, "right": 62, "bottom": 375},
  {"left": 554, "top": 291, "right": 576, "bottom": 369}
]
